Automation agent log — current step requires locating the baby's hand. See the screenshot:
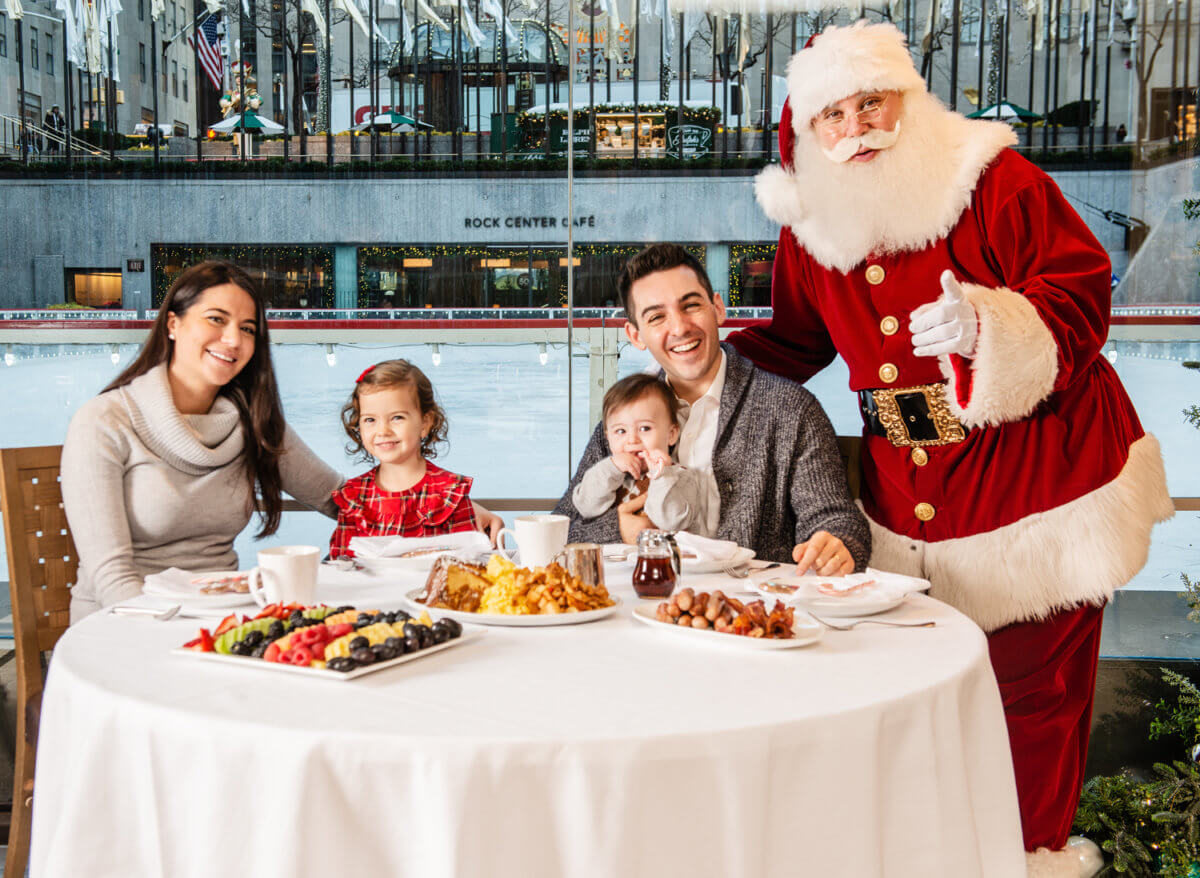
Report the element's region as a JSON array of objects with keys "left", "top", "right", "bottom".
[
  {"left": 611, "top": 451, "right": 647, "bottom": 479},
  {"left": 640, "top": 449, "right": 671, "bottom": 479}
]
